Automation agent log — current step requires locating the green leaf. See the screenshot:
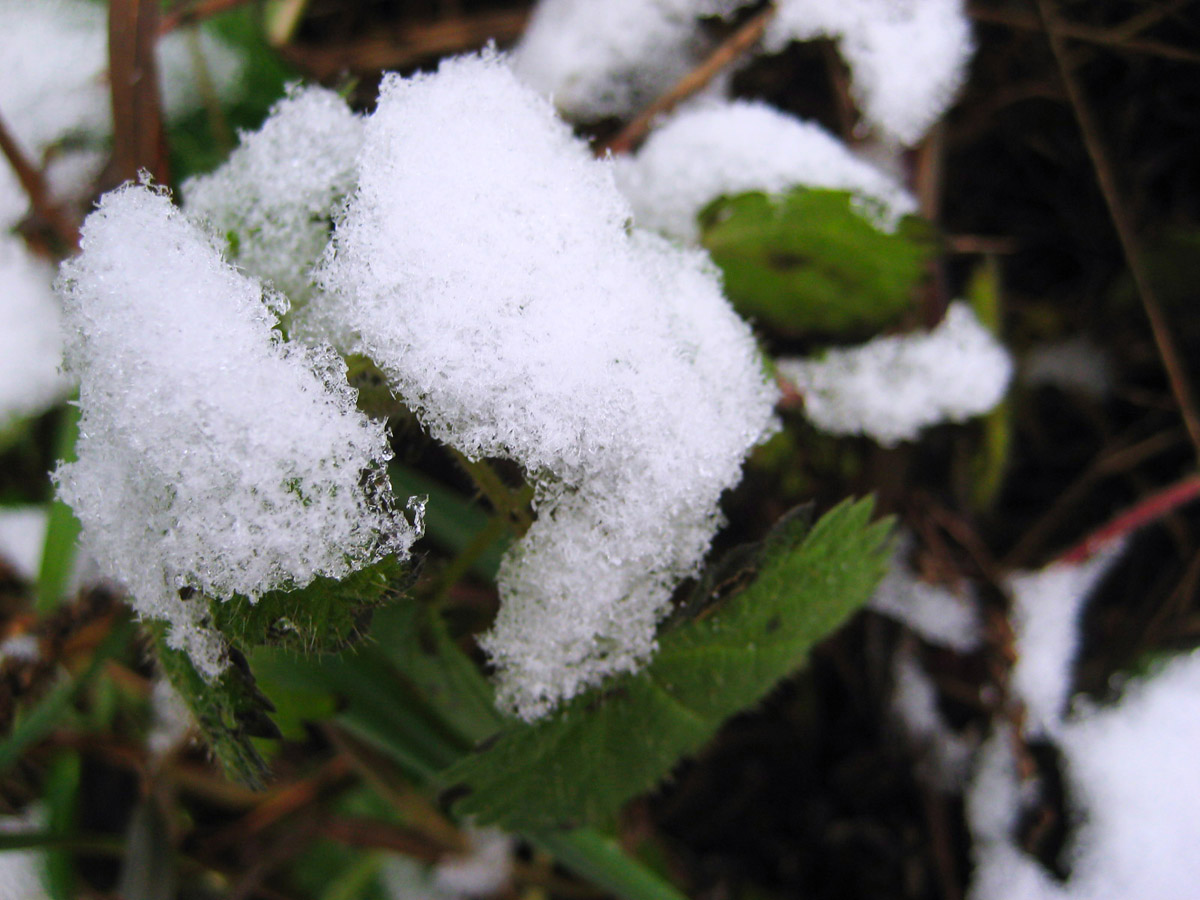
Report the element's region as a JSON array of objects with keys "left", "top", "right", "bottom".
[
  {"left": 42, "top": 751, "right": 81, "bottom": 900},
  {"left": 149, "top": 624, "right": 277, "bottom": 788},
  {"left": 209, "top": 555, "right": 414, "bottom": 656},
  {"left": 441, "top": 498, "right": 892, "bottom": 830},
  {"left": 700, "top": 189, "right": 934, "bottom": 337},
  {"left": 37, "top": 403, "right": 81, "bottom": 612}
]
